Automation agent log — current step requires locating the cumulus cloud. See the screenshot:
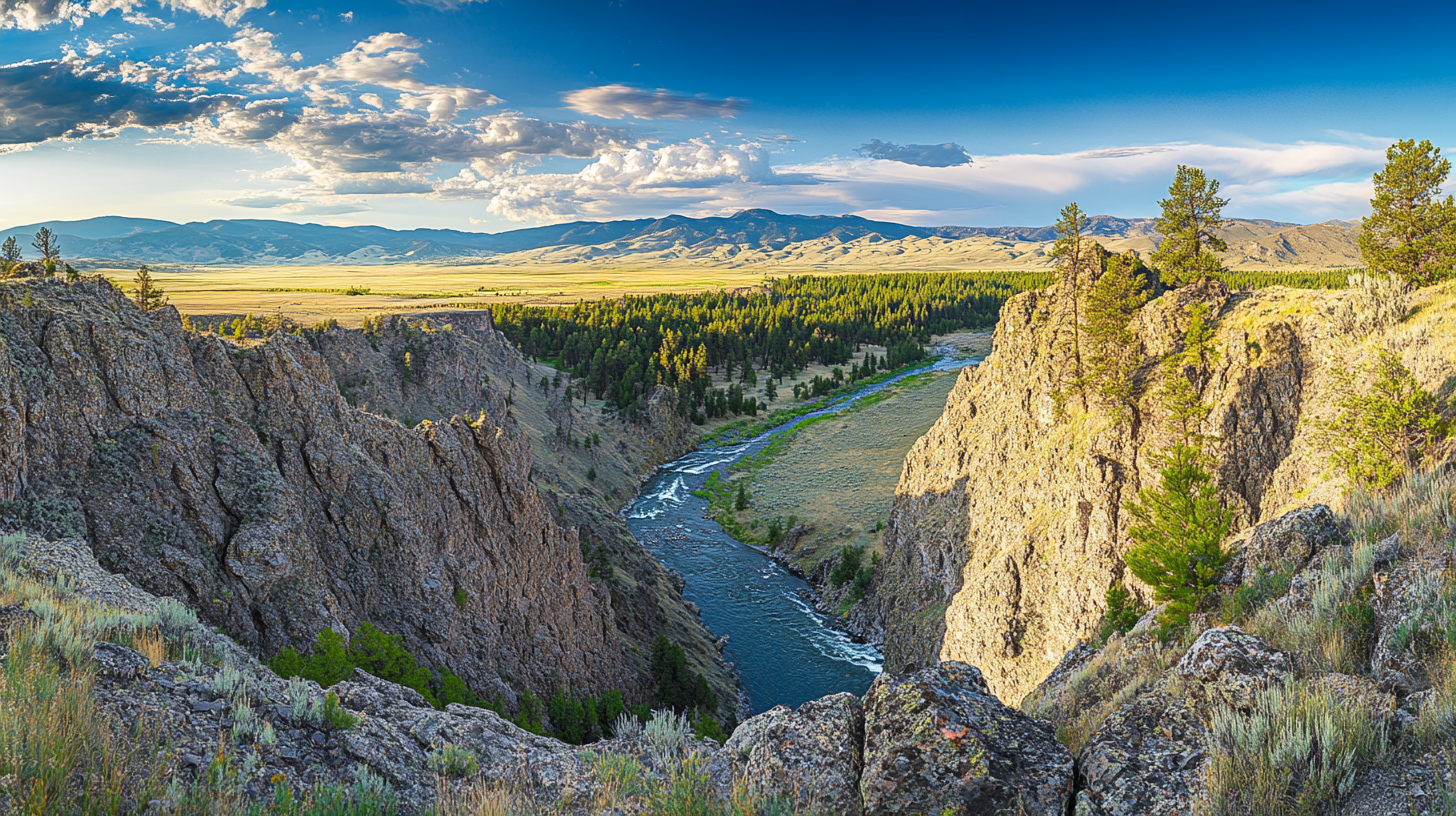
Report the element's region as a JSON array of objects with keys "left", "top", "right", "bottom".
[
  {"left": 1, "top": 0, "right": 261, "bottom": 29},
  {"left": 563, "top": 84, "right": 746, "bottom": 120},
  {"left": 223, "top": 27, "right": 498, "bottom": 122},
  {"left": 855, "top": 139, "right": 971, "bottom": 167},
  {"left": 435, "top": 140, "right": 812, "bottom": 222},
  {"left": 0, "top": 60, "right": 238, "bottom": 145}
]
